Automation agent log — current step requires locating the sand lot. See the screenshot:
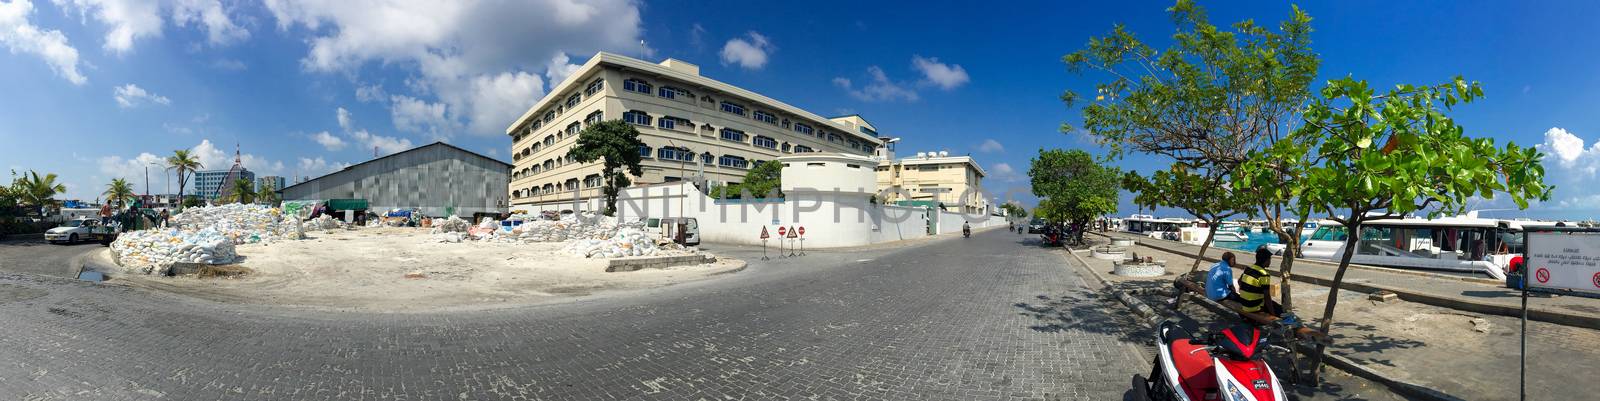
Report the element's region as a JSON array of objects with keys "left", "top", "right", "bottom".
[{"left": 102, "top": 227, "right": 743, "bottom": 312}]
